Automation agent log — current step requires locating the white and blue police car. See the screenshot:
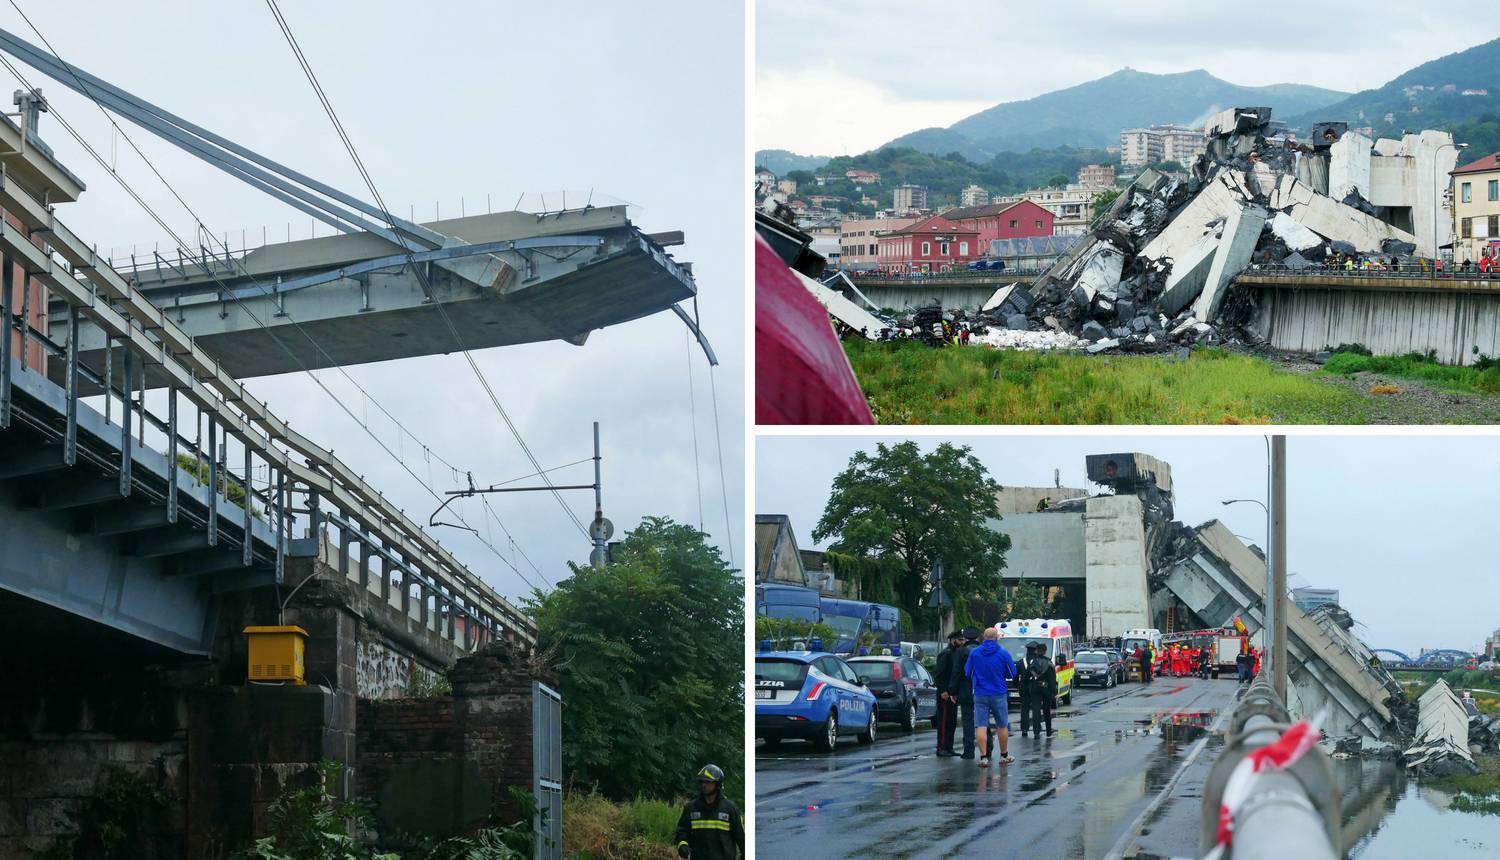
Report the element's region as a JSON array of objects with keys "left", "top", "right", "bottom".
[{"left": 755, "top": 639, "right": 878, "bottom": 752}]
